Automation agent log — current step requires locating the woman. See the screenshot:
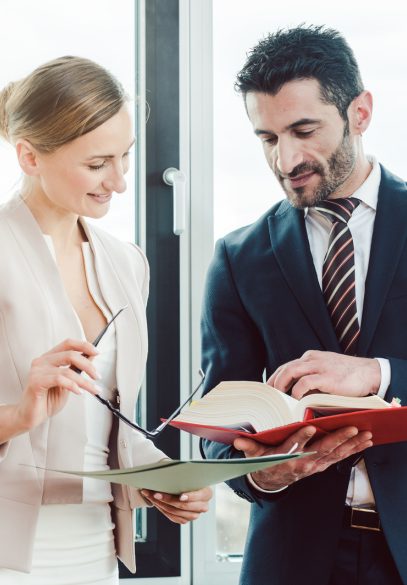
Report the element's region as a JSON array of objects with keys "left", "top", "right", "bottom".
[{"left": 0, "top": 56, "right": 211, "bottom": 584}]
